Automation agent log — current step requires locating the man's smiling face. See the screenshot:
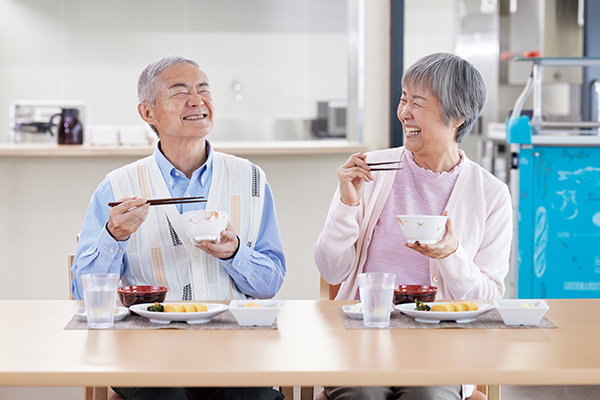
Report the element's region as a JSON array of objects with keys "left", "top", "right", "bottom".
[{"left": 145, "top": 62, "right": 215, "bottom": 140}]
